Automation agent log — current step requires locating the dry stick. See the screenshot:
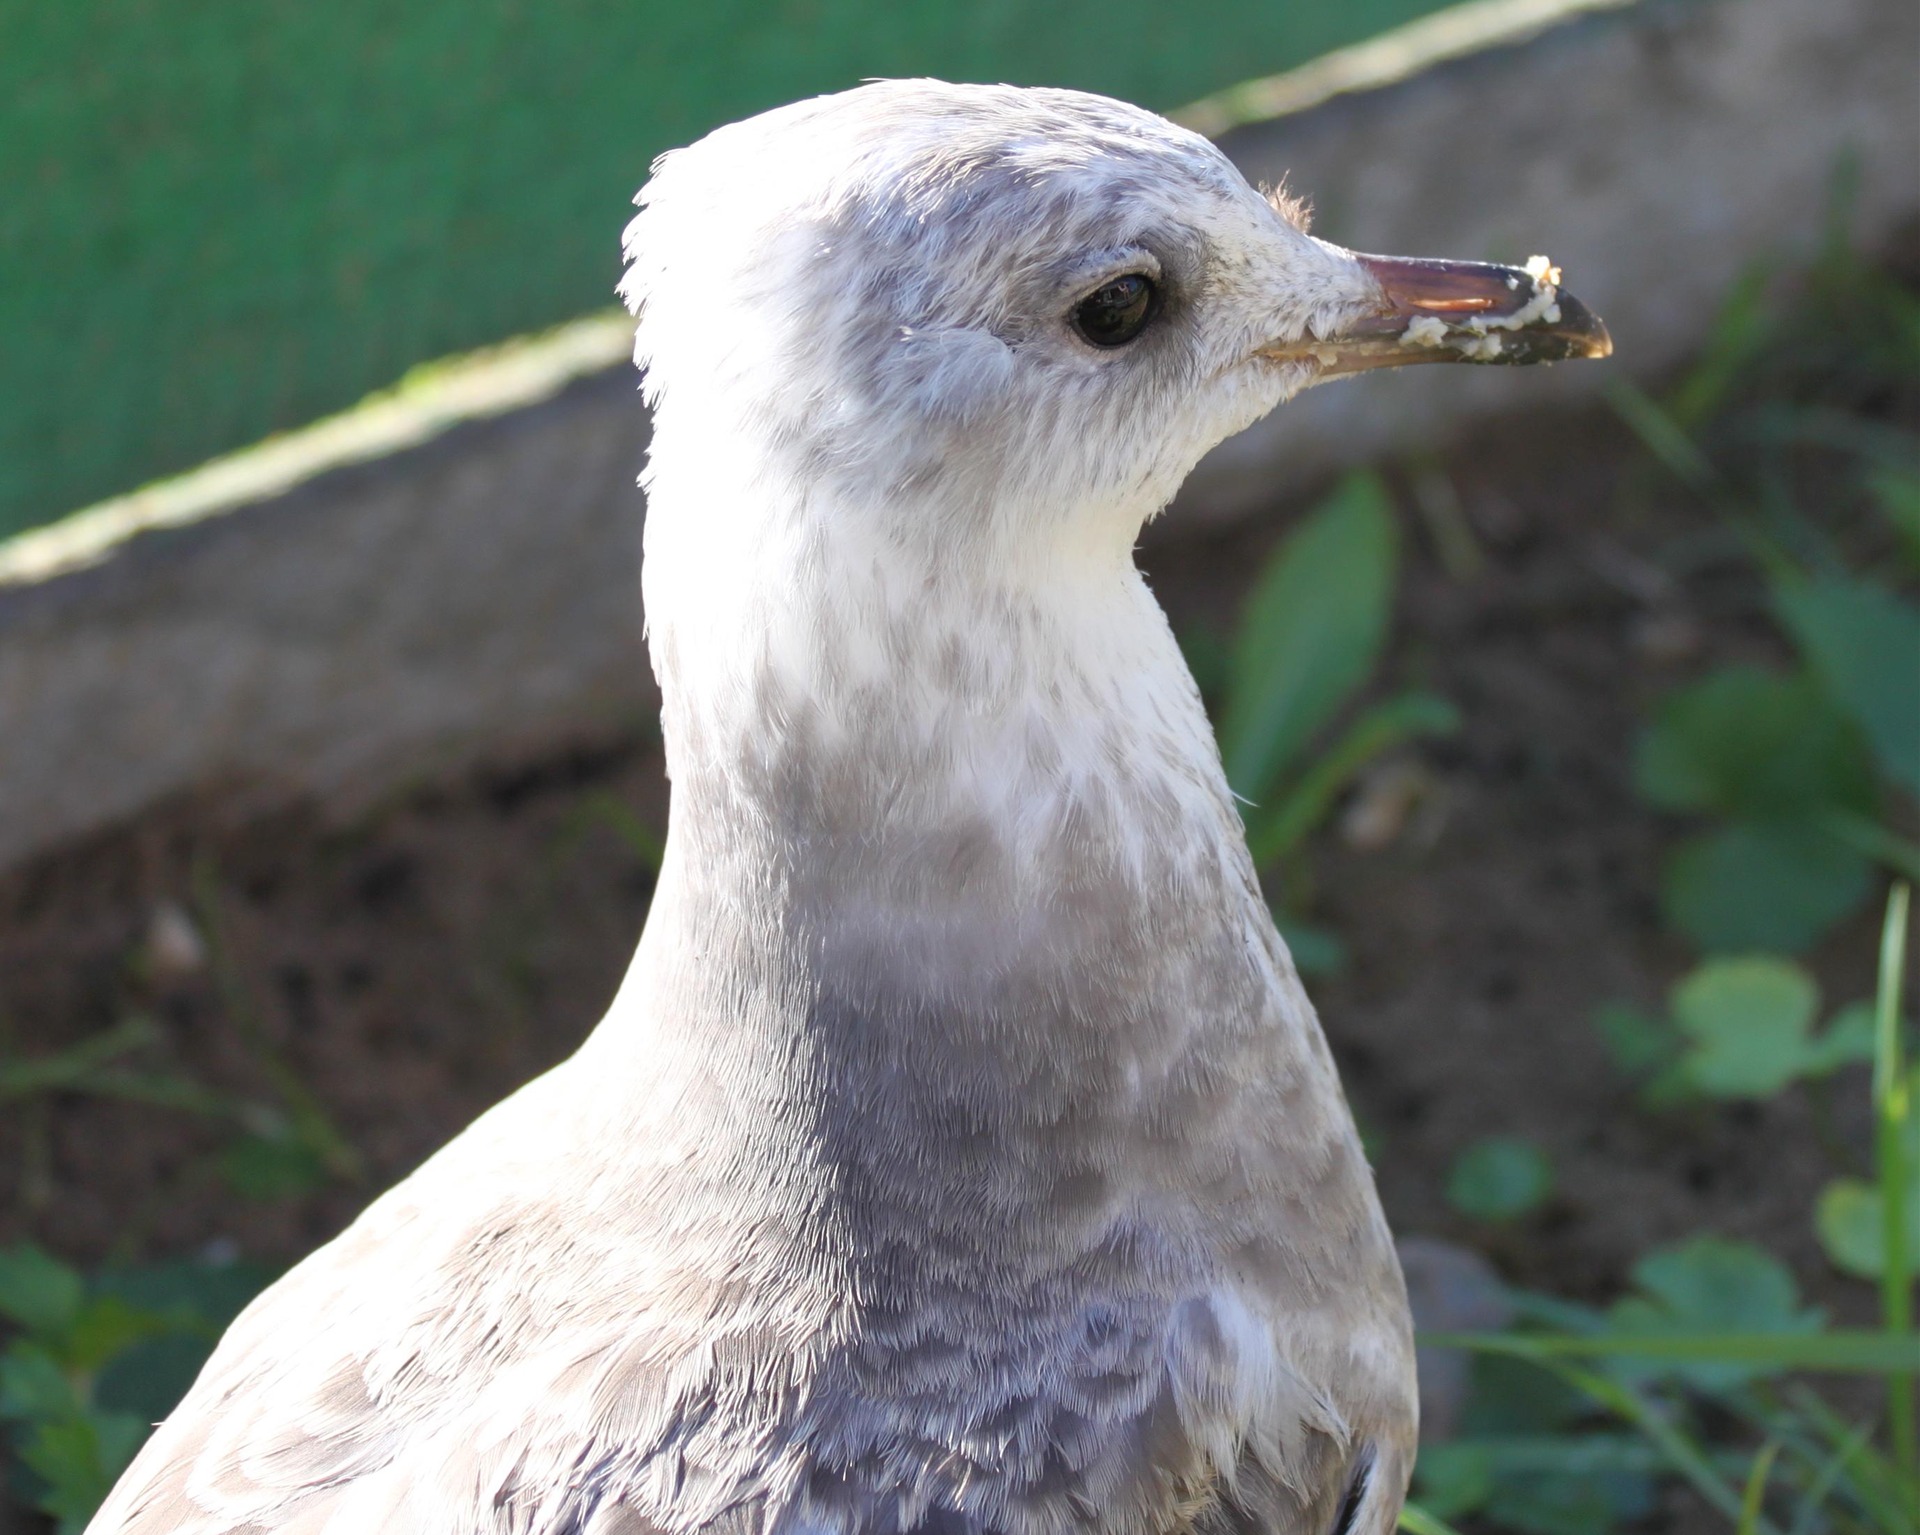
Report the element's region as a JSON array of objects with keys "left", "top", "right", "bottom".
[{"left": 1875, "top": 882, "right": 1916, "bottom": 1493}]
